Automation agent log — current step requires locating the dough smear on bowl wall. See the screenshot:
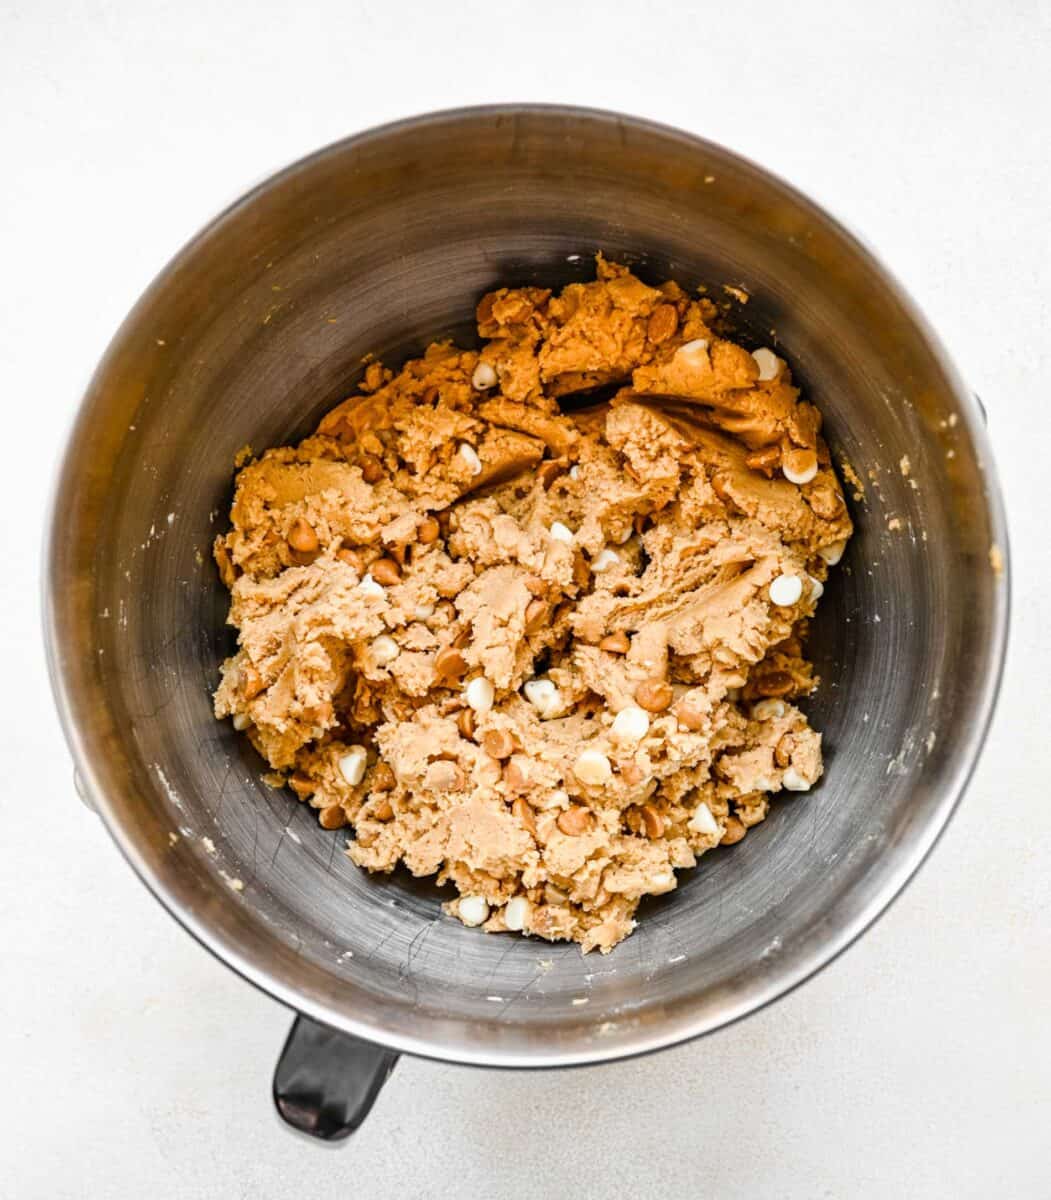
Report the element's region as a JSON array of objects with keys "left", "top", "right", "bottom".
[{"left": 213, "top": 256, "right": 852, "bottom": 953}]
